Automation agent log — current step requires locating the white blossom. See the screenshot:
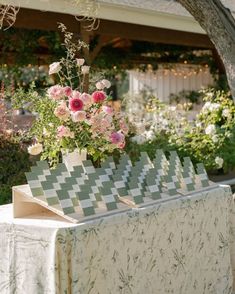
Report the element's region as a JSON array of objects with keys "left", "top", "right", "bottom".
[
  {"left": 49, "top": 62, "right": 61, "bottom": 75},
  {"left": 202, "top": 102, "right": 220, "bottom": 112},
  {"left": 131, "top": 135, "right": 147, "bottom": 145},
  {"left": 205, "top": 124, "right": 216, "bottom": 136},
  {"left": 101, "top": 79, "right": 111, "bottom": 89},
  {"left": 212, "top": 135, "right": 219, "bottom": 143},
  {"left": 215, "top": 156, "right": 223, "bottom": 168},
  {"left": 76, "top": 58, "right": 85, "bottom": 66},
  {"left": 222, "top": 108, "right": 230, "bottom": 118},
  {"left": 96, "top": 81, "right": 105, "bottom": 90},
  {"left": 81, "top": 65, "right": 90, "bottom": 74},
  {"left": 28, "top": 143, "right": 43, "bottom": 156}
]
